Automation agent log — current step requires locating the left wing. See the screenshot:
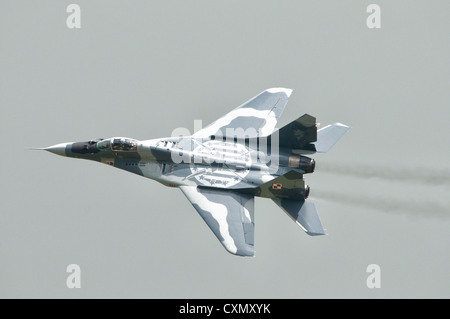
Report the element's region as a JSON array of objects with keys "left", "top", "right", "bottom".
[
  {"left": 179, "top": 186, "right": 255, "bottom": 256},
  {"left": 192, "top": 88, "right": 292, "bottom": 139}
]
